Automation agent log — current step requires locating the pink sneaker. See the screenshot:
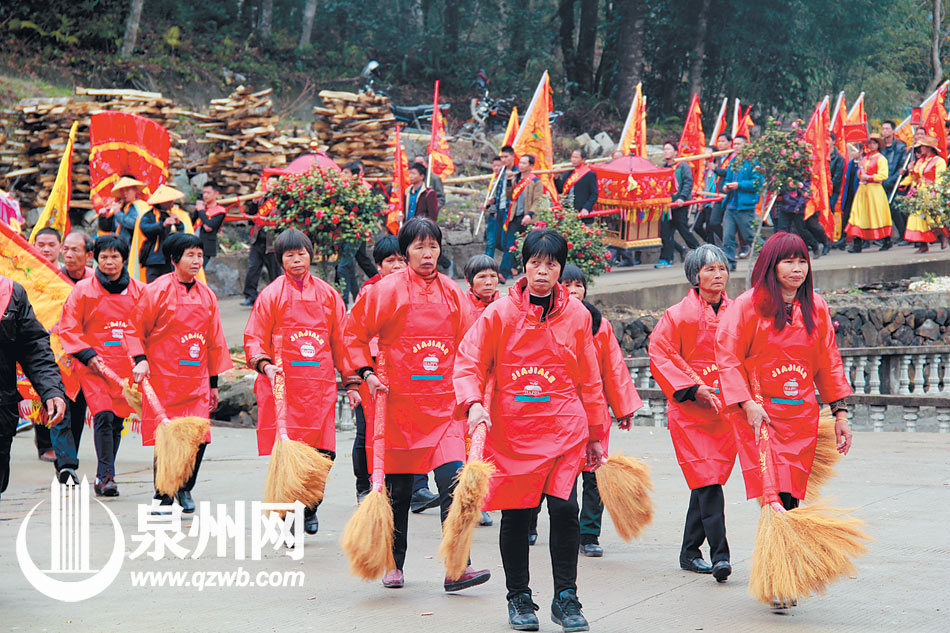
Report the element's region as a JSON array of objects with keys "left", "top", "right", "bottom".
[
  {"left": 382, "top": 569, "right": 404, "bottom": 588},
  {"left": 444, "top": 565, "right": 491, "bottom": 592}
]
